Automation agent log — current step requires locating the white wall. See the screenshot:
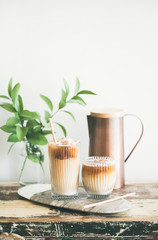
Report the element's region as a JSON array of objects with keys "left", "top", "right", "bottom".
[{"left": 0, "top": 0, "right": 158, "bottom": 183}]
